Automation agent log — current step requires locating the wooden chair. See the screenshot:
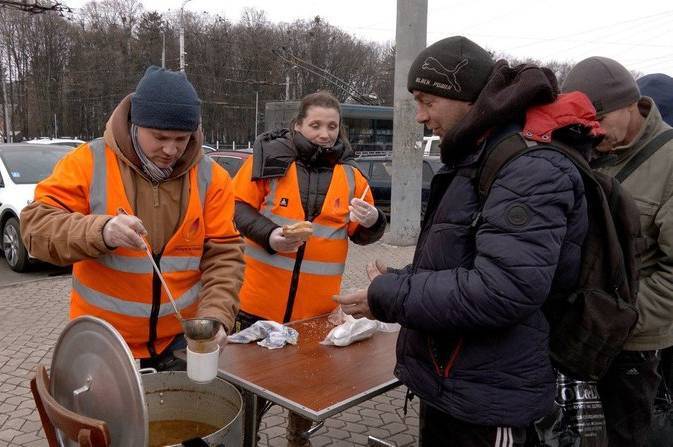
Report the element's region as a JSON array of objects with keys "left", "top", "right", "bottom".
[{"left": 30, "top": 365, "right": 111, "bottom": 447}]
